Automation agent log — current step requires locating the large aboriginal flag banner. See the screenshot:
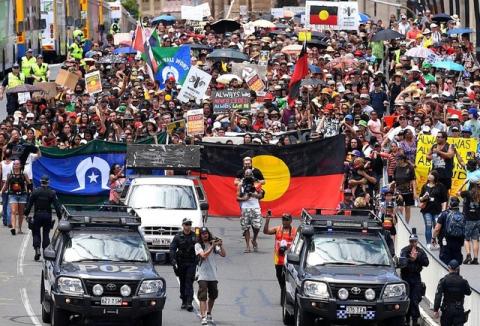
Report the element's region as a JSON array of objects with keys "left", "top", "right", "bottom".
[
  {"left": 200, "top": 135, "right": 345, "bottom": 217},
  {"left": 309, "top": 5, "right": 338, "bottom": 25}
]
